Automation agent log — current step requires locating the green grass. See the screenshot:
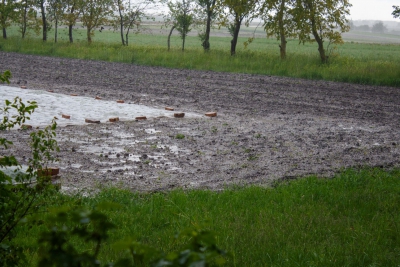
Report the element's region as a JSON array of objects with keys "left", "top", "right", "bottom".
[
  {"left": 13, "top": 168, "right": 400, "bottom": 266},
  {"left": 1, "top": 26, "right": 400, "bottom": 86}
]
